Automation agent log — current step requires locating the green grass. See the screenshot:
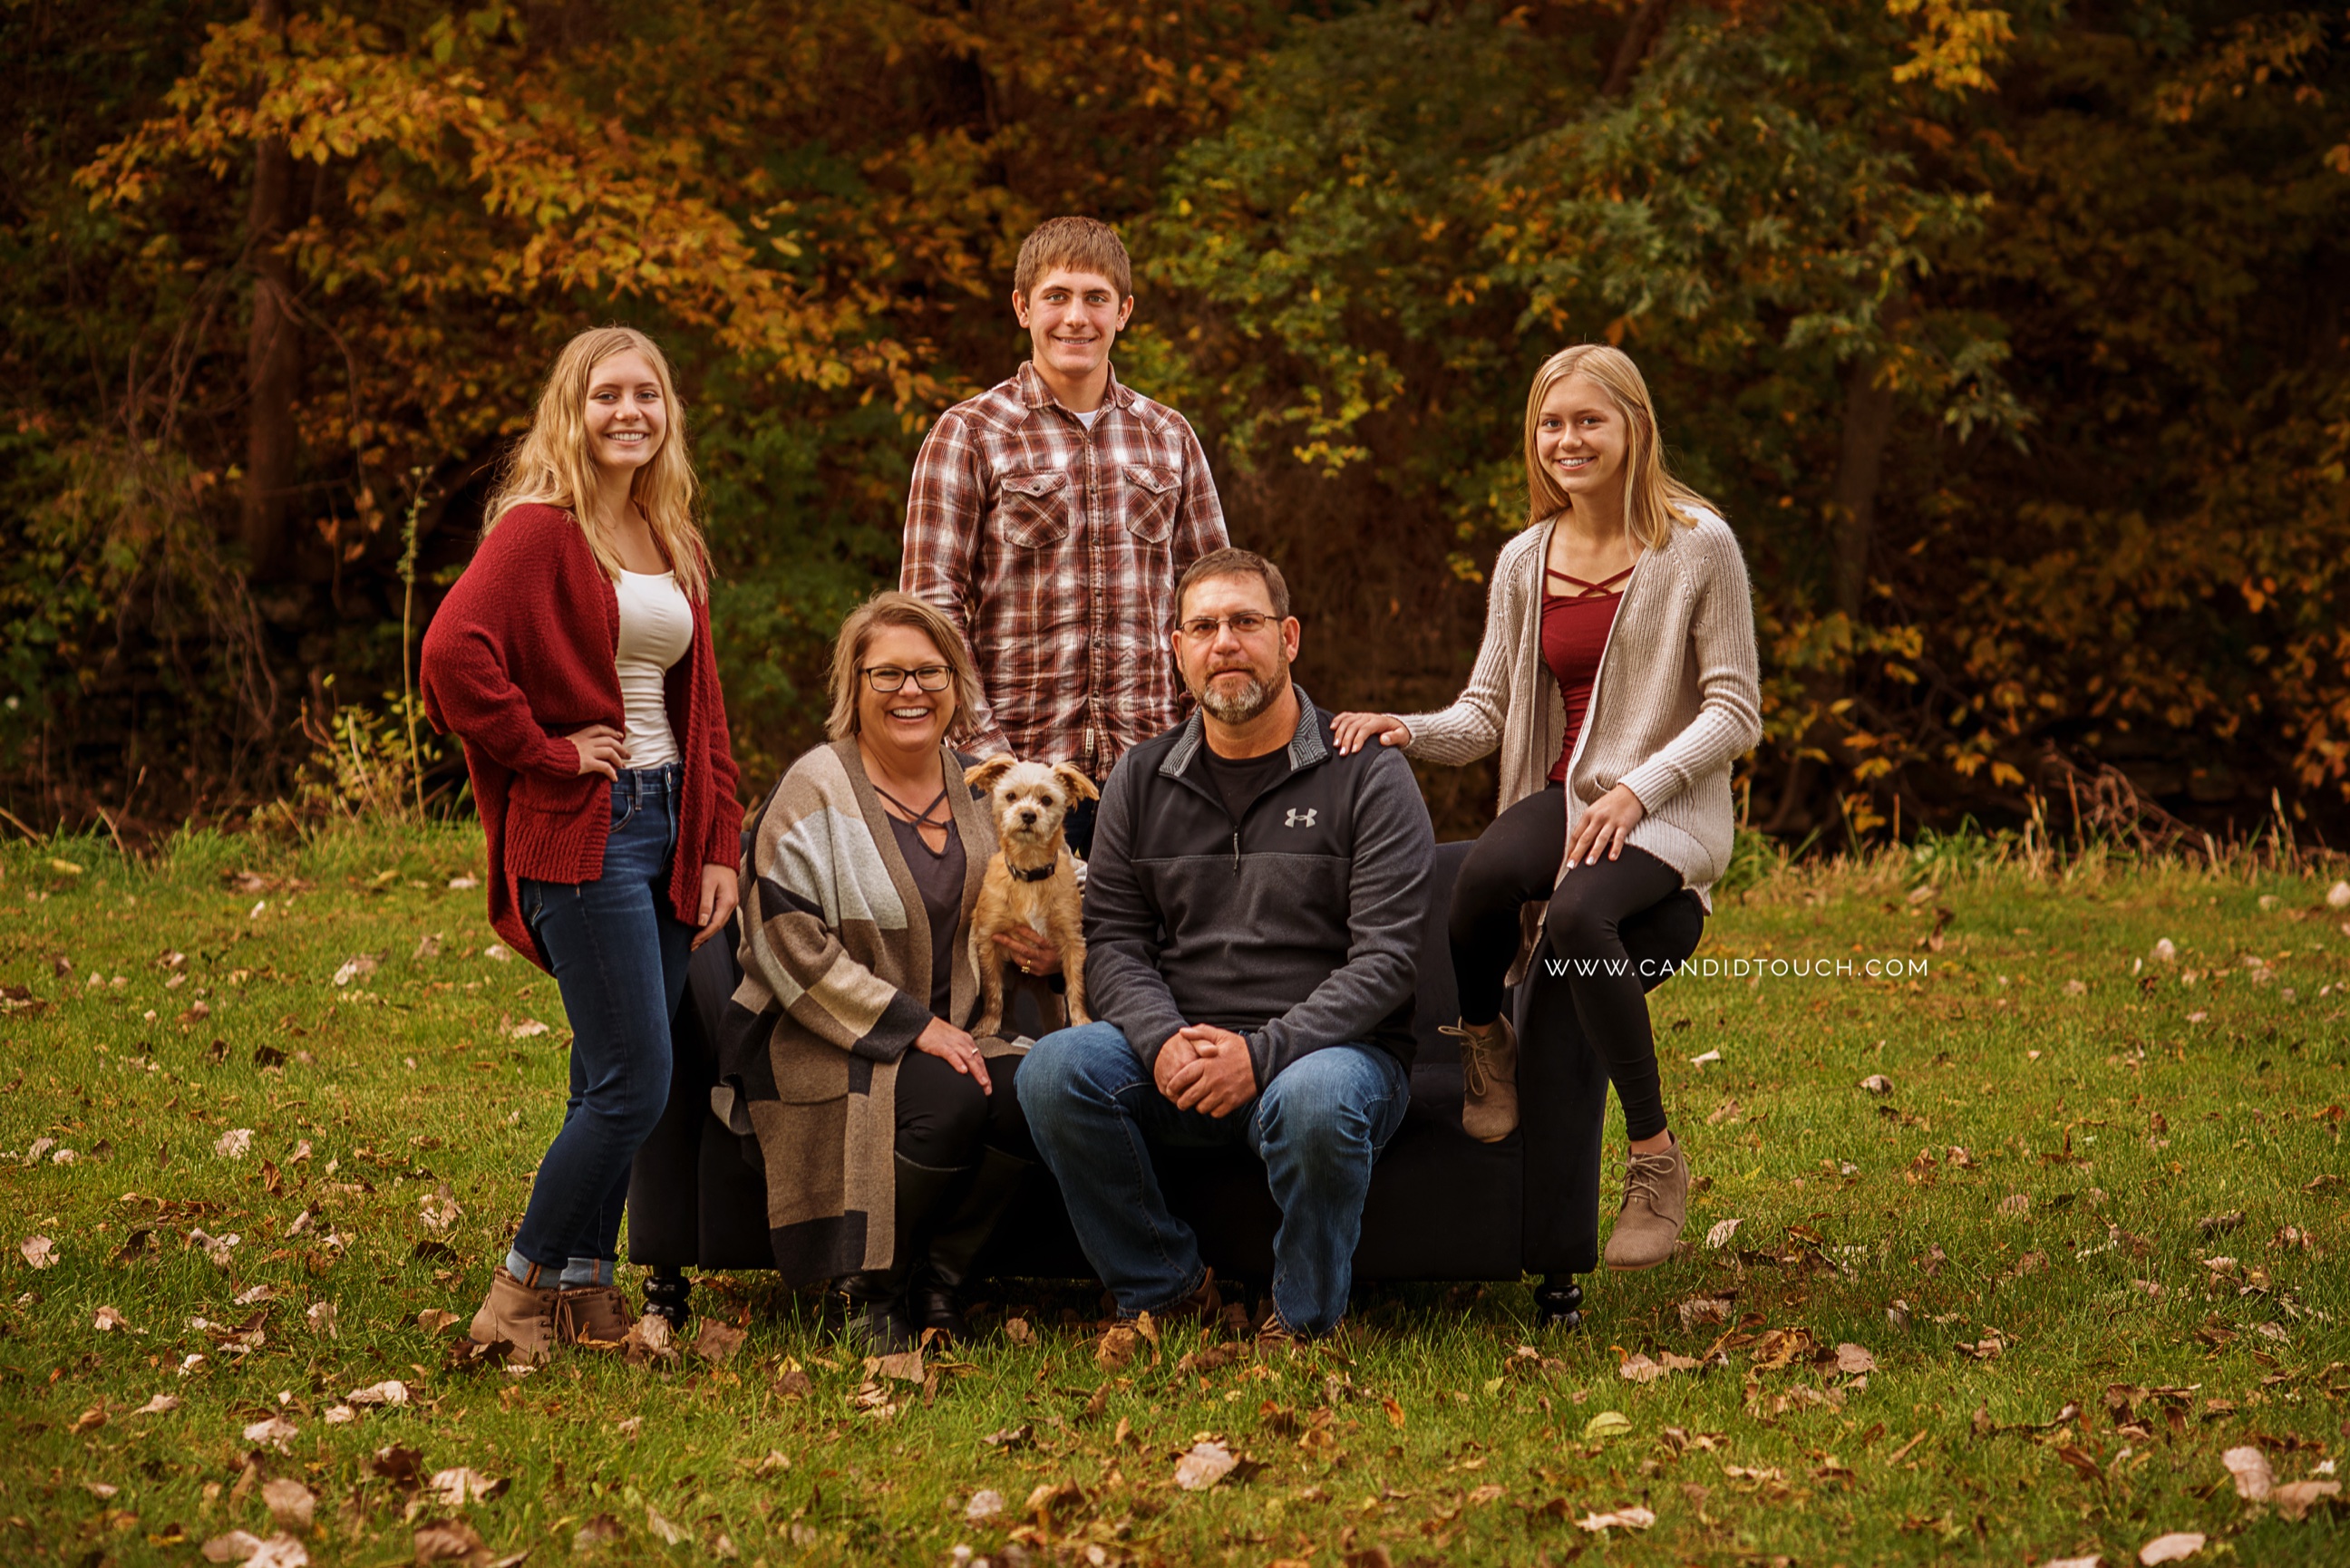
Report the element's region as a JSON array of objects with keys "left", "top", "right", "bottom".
[{"left": 1, "top": 822, "right": 2345, "bottom": 1566}]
